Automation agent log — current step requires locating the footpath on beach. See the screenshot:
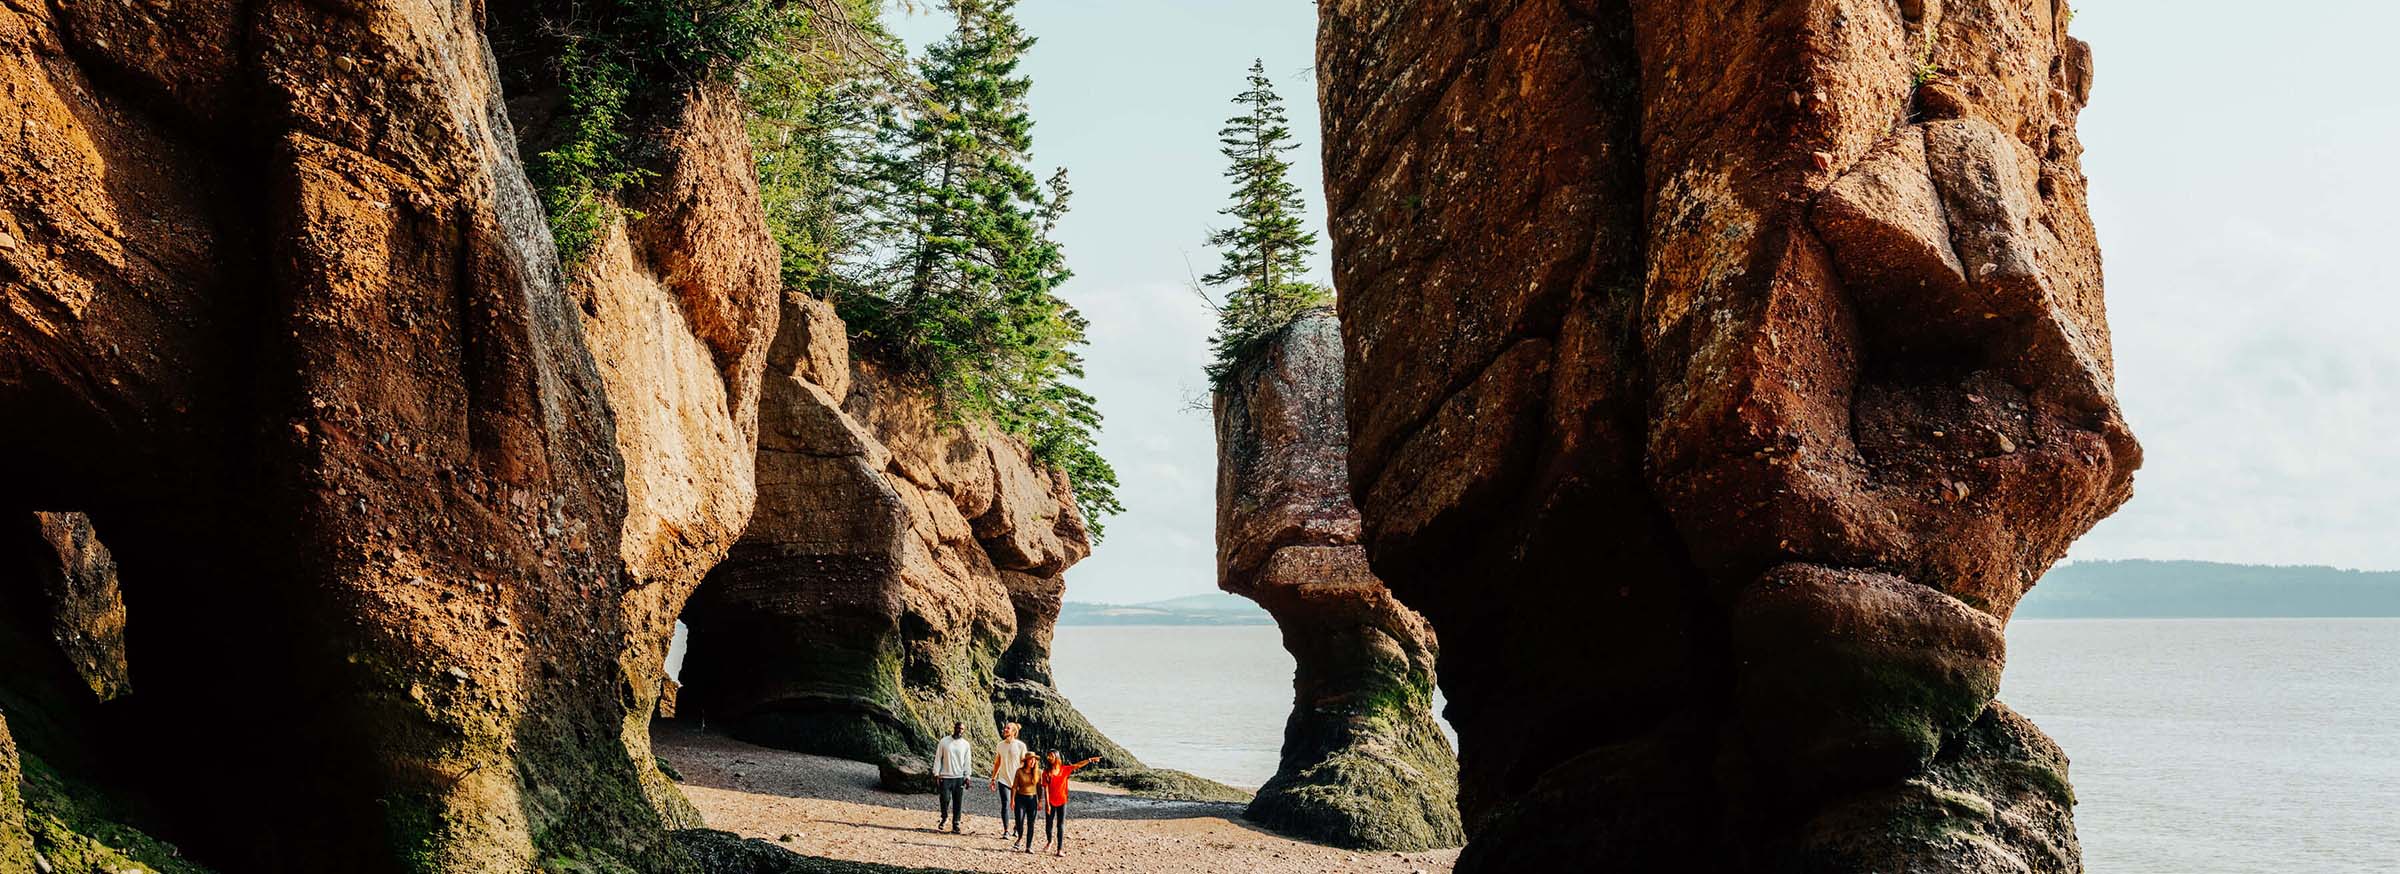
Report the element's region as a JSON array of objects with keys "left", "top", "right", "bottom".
[{"left": 655, "top": 726, "right": 1458, "bottom": 874}]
